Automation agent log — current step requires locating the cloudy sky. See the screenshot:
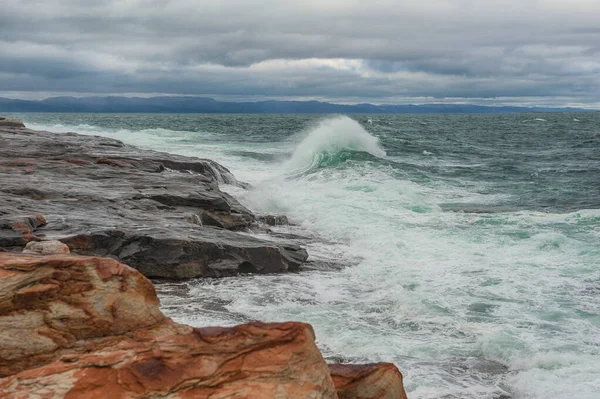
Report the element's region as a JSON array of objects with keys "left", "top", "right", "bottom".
[{"left": 1, "top": 0, "right": 599, "bottom": 107}]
